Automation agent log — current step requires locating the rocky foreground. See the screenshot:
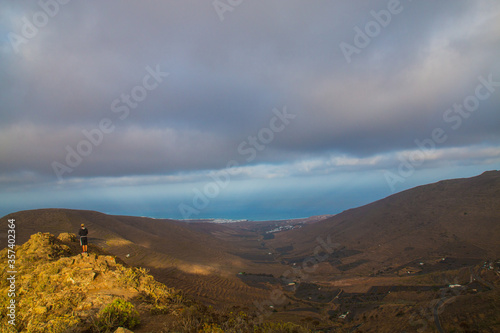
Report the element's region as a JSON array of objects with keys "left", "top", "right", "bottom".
[{"left": 0, "top": 232, "right": 311, "bottom": 333}]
